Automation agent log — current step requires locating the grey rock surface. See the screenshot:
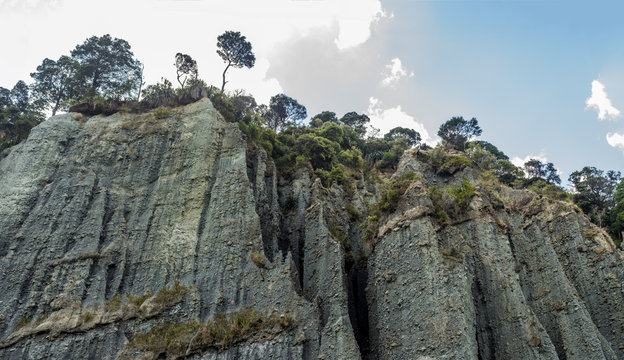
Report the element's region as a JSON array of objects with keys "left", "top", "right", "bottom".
[{"left": 0, "top": 99, "right": 622, "bottom": 359}]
